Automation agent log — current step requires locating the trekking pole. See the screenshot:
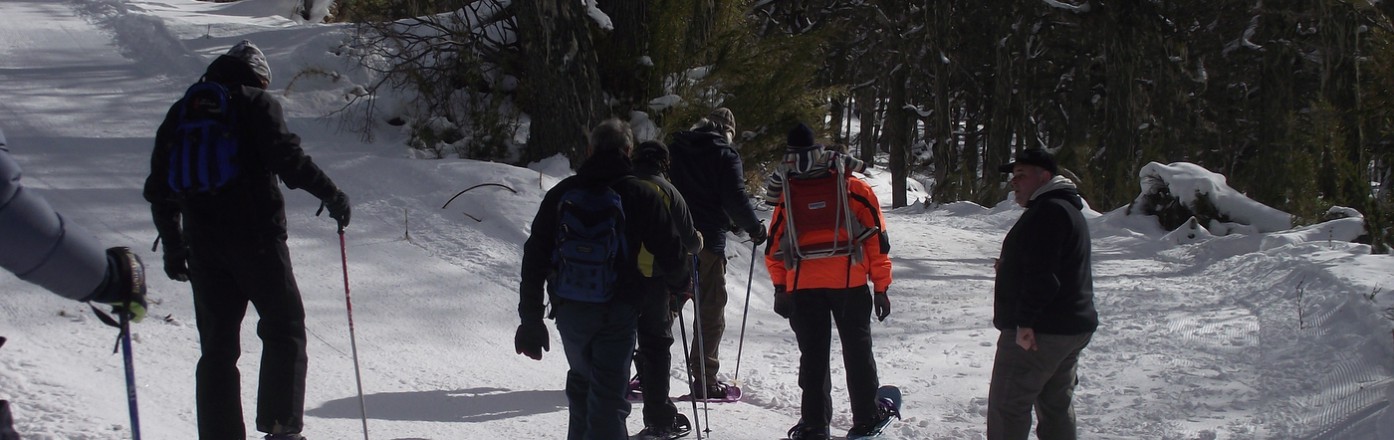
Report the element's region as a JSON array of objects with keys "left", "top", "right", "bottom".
[
  {"left": 690, "top": 255, "right": 712, "bottom": 434},
  {"left": 732, "top": 239, "right": 758, "bottom": 386},
  {"left": 676, "top": 307, "right": 704, "bottom": 440},
  {"left": 87, "top": 249, "right": 146, "bottom": 440},
  {"left": 119, "top": 308, "right": 142, "bottom": 440},
  {"left": 338, "top": 228, "right": 371, "bottom": 440}
]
